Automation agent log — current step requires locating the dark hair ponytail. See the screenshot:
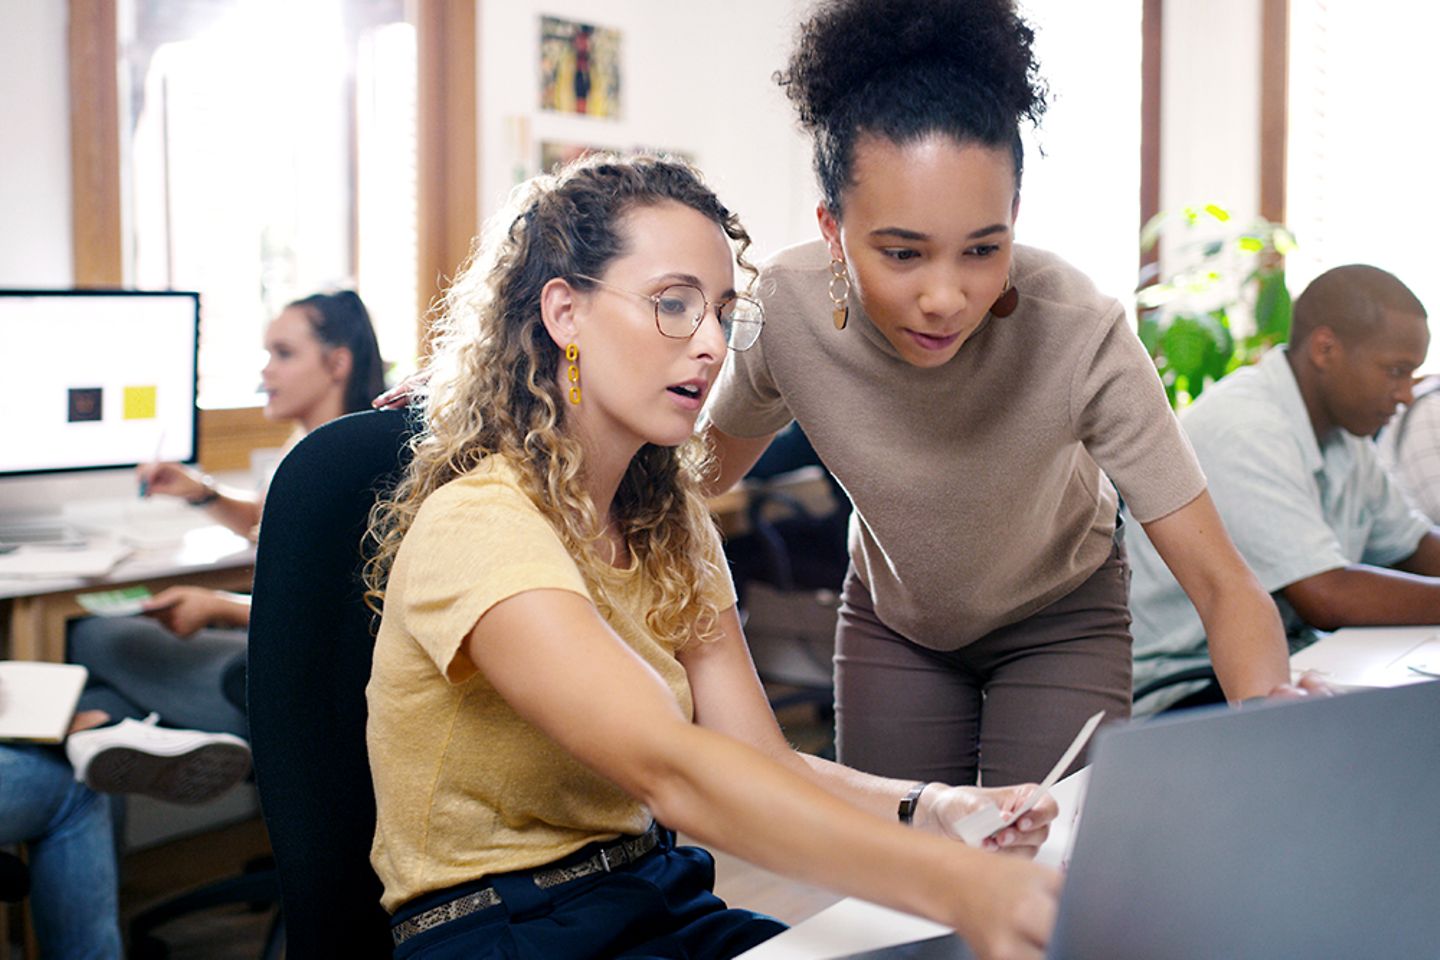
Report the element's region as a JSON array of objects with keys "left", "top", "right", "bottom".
[
  {"left": 777, "top": 0, "right": 1048, "bottom": 215},
  {"left": 288, "top": 289, "right": 386, "bottom": 414}
]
